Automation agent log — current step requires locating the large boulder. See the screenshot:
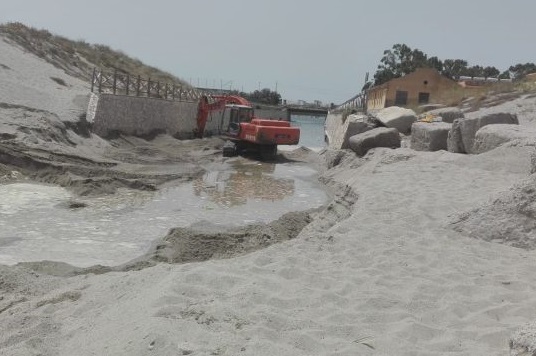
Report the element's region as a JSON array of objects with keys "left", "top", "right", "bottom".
[
  {"left": 426, "top": 107, "right": 465, "bottom": 123},
  {"left": 410, "top": 122, "right": 452, "bottom": 151},
  {"left": 340, "top": 114, "right": 375, "bottom": 149},
  {"left": 473, "top": 124, "right": 536, "bottom": 154},
  {"left": 447, "top": 119, "right": 465, "bottom": 153},
  {"left": 374, "top": 106, "right": 417, "bottom": 135},
  {"left": 324, "top": 113, "right": 376, "bottom": 150},
  {"left": 348, "top": 127, "right": 401, "bottom": 156},
  {"left": 447, "top": 112, "right": 519, "bottom": 153}
]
